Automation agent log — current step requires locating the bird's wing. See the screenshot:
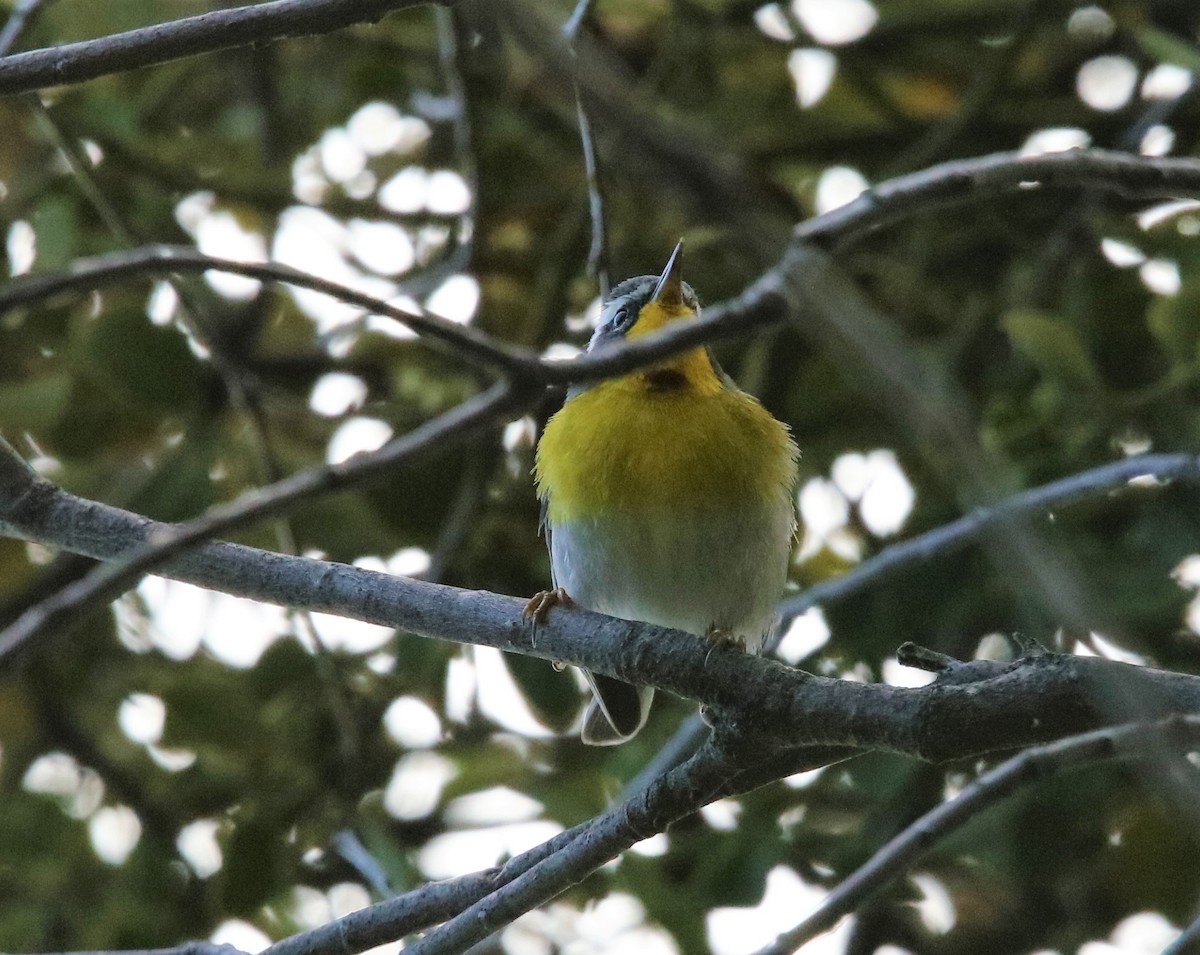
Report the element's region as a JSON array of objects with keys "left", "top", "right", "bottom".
[{"left": 539, "top": 496, "right": 559, "bottom": 589}]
